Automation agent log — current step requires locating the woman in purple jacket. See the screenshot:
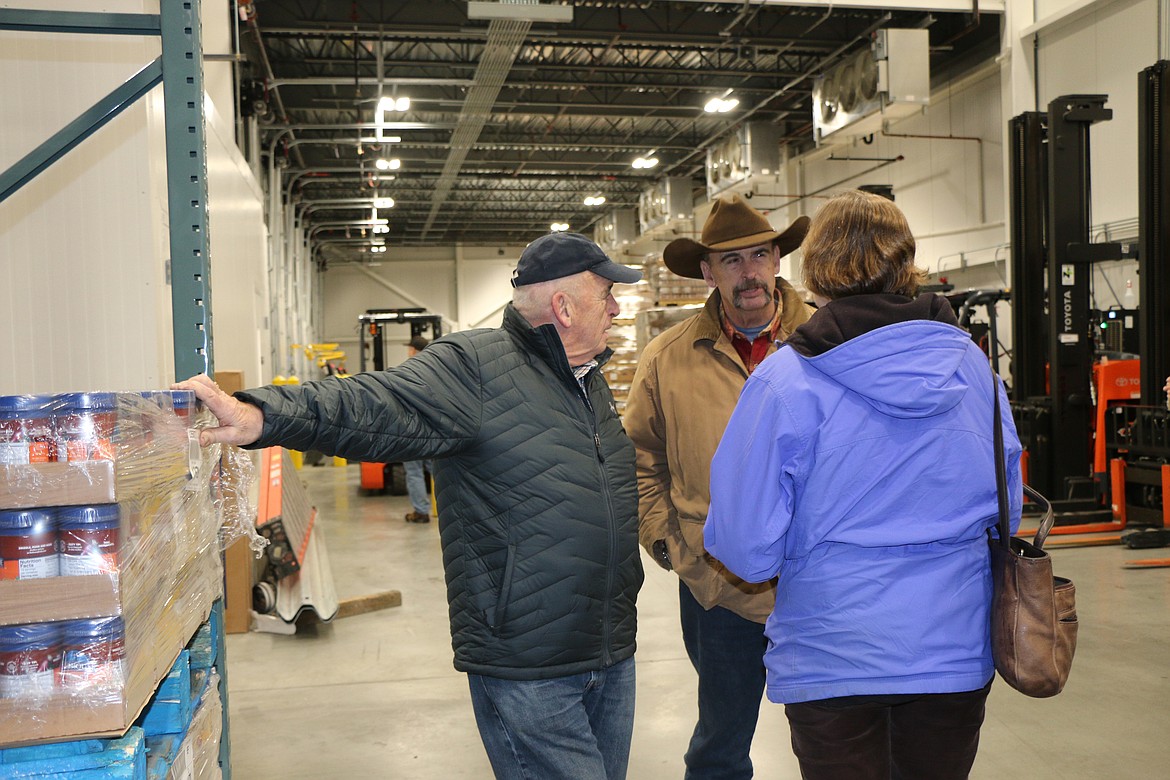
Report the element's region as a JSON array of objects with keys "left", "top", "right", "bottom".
[{"left": 705, "top": 189, "right": 1022, "bottom": 779}]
